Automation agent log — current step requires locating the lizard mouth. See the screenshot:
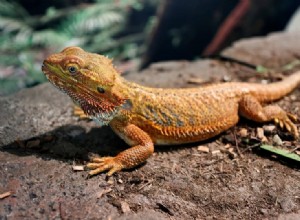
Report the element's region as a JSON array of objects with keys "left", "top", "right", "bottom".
[
  {"left": 42, "top": 61, "right": 75, "bottom": 93},
  {"left": 42, "top": 61, "right": 62, "bottom": 82},
  {"left": 41, "top": 62, "right": 48, "bottom": 72}
]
